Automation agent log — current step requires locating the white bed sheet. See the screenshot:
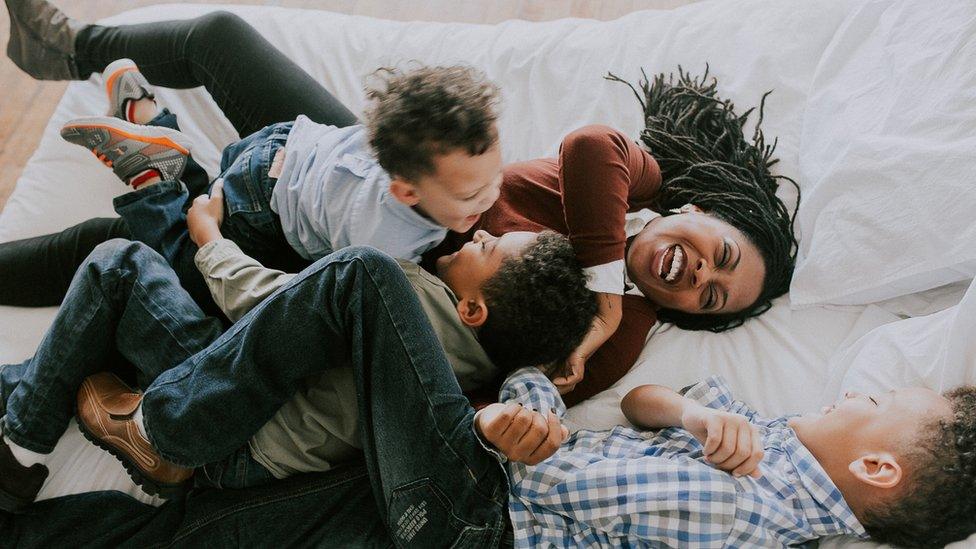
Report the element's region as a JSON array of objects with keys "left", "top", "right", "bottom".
[{"left": 0, "top": 1, "right": 972, "bottom": 546}]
